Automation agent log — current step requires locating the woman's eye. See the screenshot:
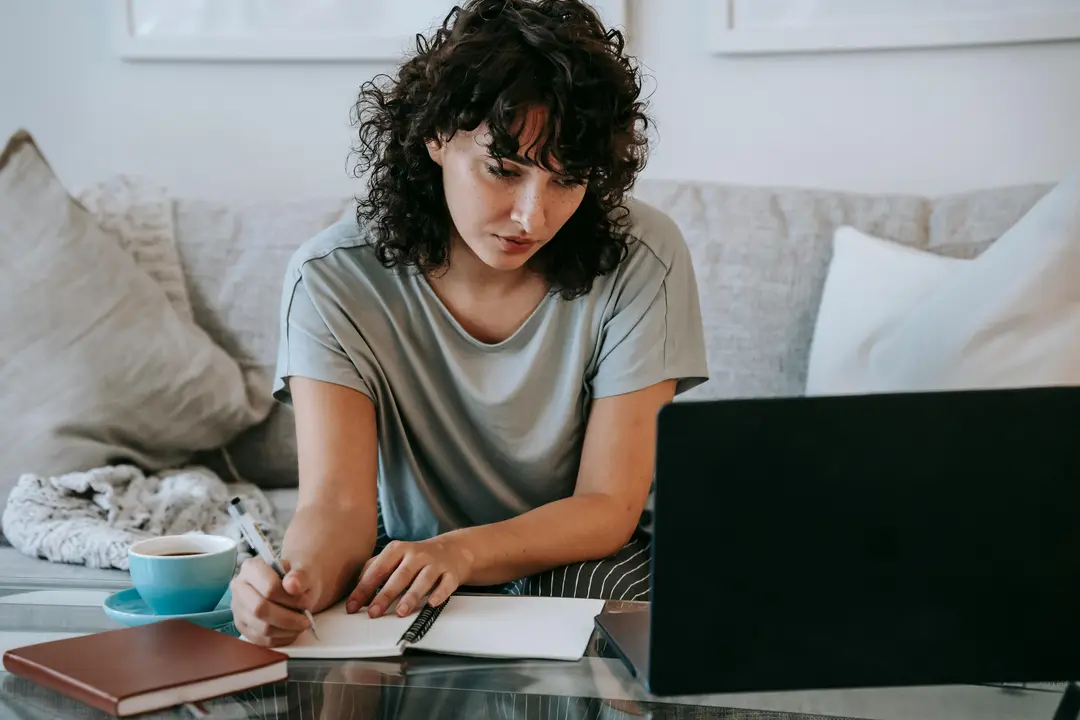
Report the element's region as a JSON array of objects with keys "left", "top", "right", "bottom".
[
  {"left": 557, "top": 176, "right": 586, "bottom": 188},
  {"left": 485, "top": 164, "right": 516, "bottom": 179}
]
